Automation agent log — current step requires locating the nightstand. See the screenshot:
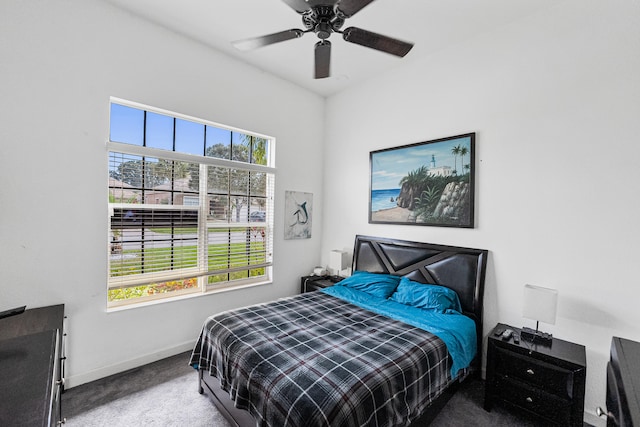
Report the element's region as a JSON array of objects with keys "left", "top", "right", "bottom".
[
  {"left": 300, "top": 275, "right": 343, "bottom": 293},
  {"left": 484, "top": 323, "right": 586, "bottom": 427}
]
